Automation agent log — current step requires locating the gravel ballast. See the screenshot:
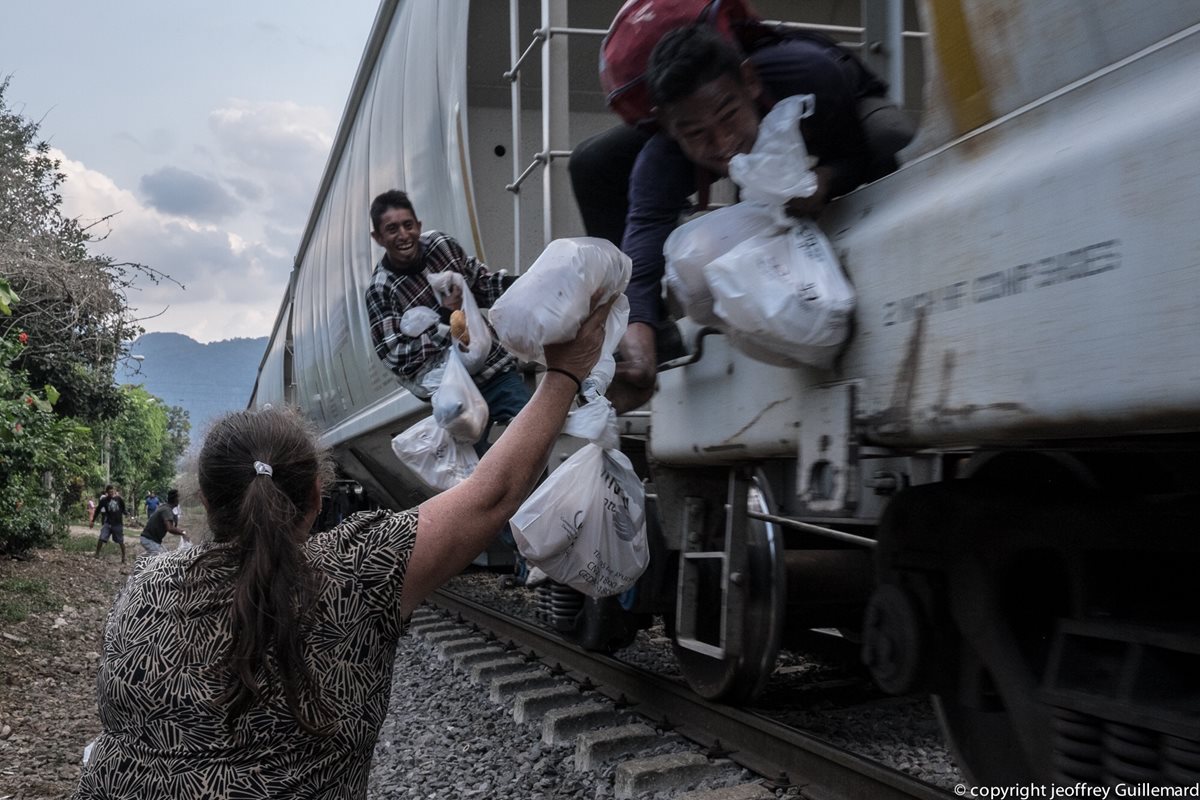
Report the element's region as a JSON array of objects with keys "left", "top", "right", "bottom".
[
  {"left": 441, "top": 571, "right": 964, "bottom": 790},
  {"left": 367, "top": 608, "right": 797, "bottom": 799}
]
